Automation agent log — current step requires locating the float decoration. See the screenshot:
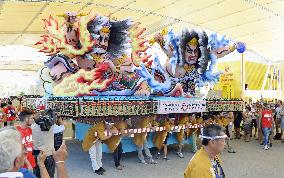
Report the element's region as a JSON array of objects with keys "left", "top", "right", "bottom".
[
  {"left": 35, "top": 13, "right": 96, "bottom": 58},
  {"left": 32, "top": 11, "right": 246, "bottom": 126},
  {"left": 129, "top": 23, "right": 152, "bottom": 67},
  {"left": 36, "top": 11, "right": 245, "bottom": 98},
  {"left": 47, "top": 98, "right": 79, "bottom": 118},
  {"left": 53, "top": 64, "right": 114, "bottom": 97}
]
